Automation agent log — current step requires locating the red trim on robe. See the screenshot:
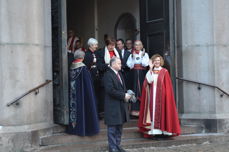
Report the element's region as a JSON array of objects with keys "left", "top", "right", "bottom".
[
  {"left": 133, "top": 50, "right": 140, "bottom": 54},
  {"left": 67, "top": 36, "right": 76, "bottom": 51},
  {"left": 73, "top": 59, "right": 83, "bottom": 63},
  {"left": 138, "top": 68, "right": 181, "bottom": 137}
]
